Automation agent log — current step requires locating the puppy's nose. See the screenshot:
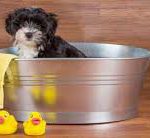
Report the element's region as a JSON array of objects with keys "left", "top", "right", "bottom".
[{"left": 25, "top": 32, "right": 33, "bottom": 39}]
